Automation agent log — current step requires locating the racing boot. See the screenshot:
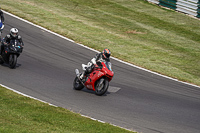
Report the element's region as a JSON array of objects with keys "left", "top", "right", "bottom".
[{"left": 79, "top": 72, "right": 86, "bottom": 82}]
